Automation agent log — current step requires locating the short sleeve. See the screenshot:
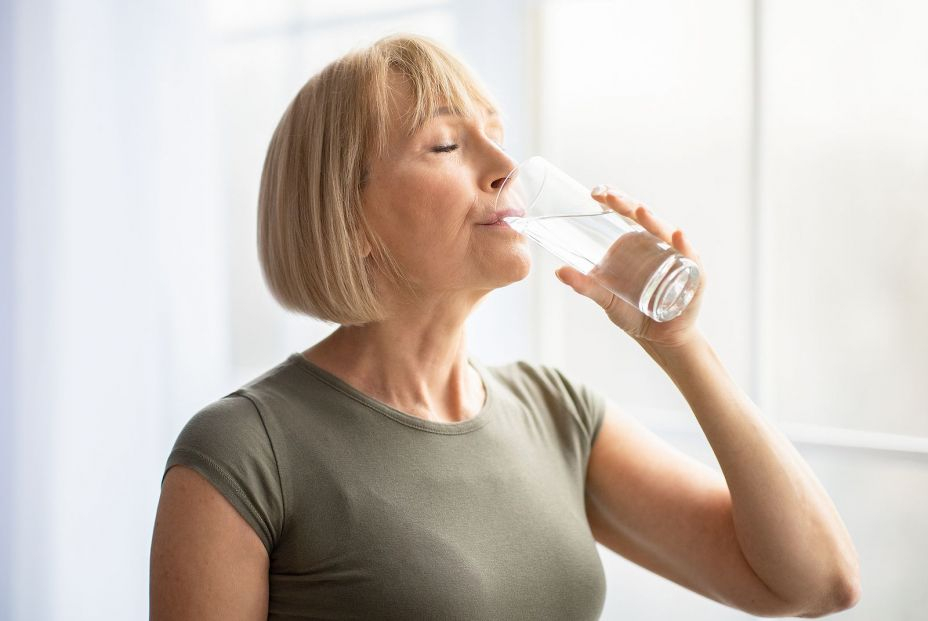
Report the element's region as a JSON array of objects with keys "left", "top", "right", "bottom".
[
  {"left": 499, "top": 360, "right": 608, "bottom": 466},
  {"left": 548, "top": 367, "right": 608, "bottom": 450},
  {"left": 162, "top": 393, "right": 285, "bottom": 555}
]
